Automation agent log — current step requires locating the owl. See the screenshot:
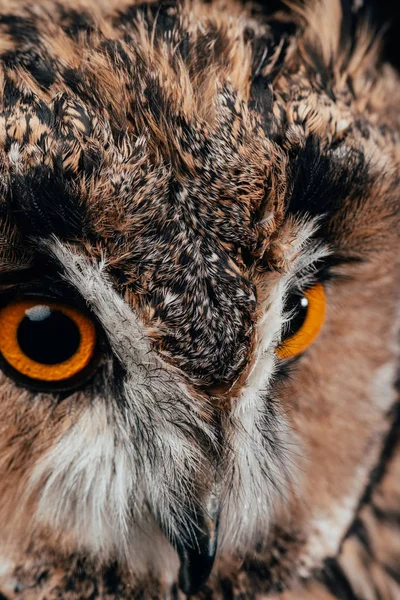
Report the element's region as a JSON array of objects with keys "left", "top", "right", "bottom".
[{"left": 0, "top": 0, "right": 399, "bottom": 598}]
